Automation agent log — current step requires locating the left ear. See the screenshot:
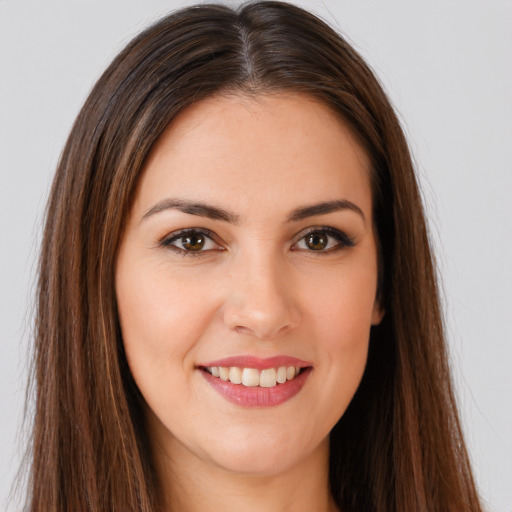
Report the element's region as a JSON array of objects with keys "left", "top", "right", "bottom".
[{"left": 371, "top": 301, "right": 385, "bottom": 326}]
